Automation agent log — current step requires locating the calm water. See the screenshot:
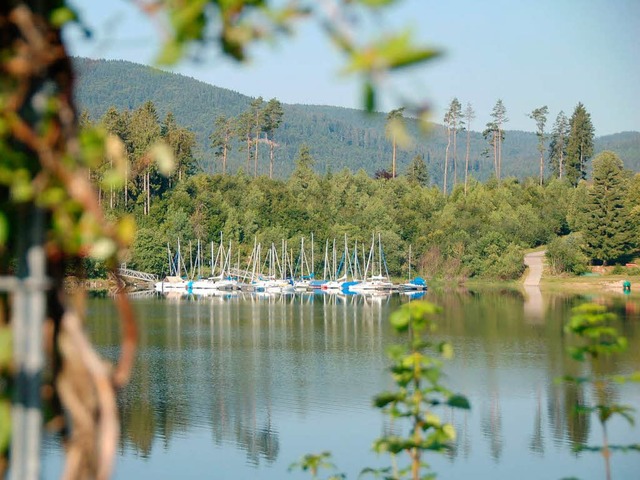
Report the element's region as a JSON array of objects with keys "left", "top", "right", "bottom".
[{"left": 43, "top": 289, "right": 640, "bottom": 479}]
